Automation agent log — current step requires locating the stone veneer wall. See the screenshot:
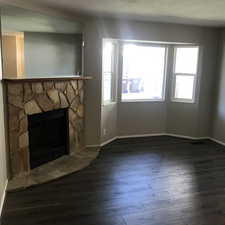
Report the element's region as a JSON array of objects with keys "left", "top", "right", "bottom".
[{"left": 6, "top": 80, "right": 85, "bottom": 178}]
